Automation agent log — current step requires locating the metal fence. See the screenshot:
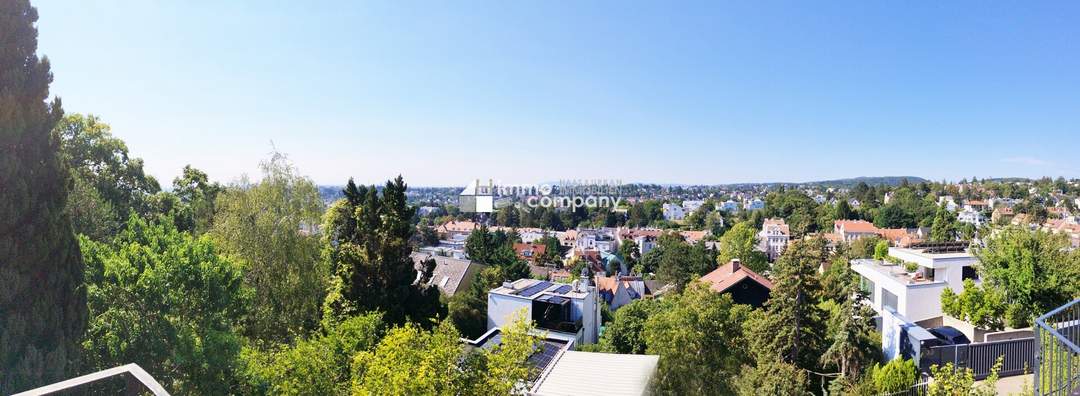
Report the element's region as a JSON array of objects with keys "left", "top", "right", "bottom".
[
  {"left": 921, "top": 337, "right": 1035, "bottom": 380},
  {"left": 1035, "top": 298, "right": 1080, "bottom": 396}
]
